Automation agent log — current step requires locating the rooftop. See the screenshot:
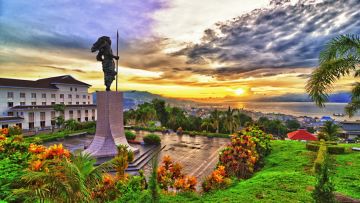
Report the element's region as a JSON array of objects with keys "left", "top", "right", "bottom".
[{"left": 0, "top": 75, "right": 90, "bottom": 89}]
